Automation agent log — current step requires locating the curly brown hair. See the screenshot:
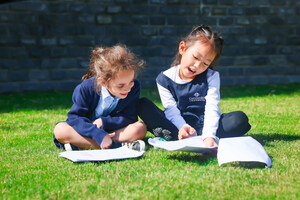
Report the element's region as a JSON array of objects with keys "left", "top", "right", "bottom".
[{"left": 82, "top": 44, "right": 144, "bottom": 94}]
